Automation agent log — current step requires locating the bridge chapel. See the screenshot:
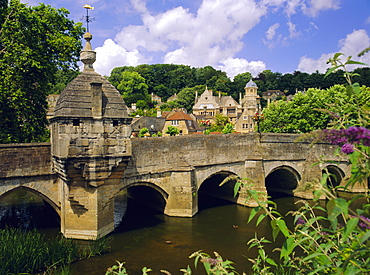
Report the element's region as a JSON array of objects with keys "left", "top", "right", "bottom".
[{"left": 49, "top": 32, "right": 132, "bottom": 240}]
